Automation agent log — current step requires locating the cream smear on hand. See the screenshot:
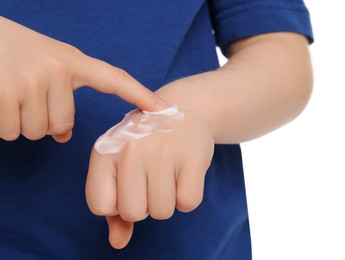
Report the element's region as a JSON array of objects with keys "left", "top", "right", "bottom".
[{"left": 94, "top": 105, "right": 184, "bottom": 155}]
